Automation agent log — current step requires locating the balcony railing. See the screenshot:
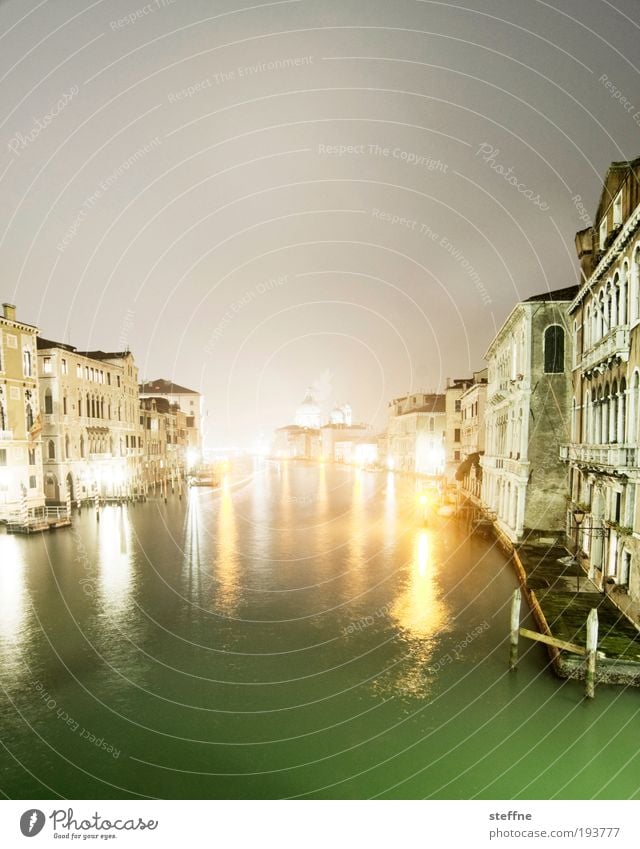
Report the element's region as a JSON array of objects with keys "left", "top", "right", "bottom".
[
  {"left": 560, "top": 443, "right": 636, "bottom": 468},
  {"left": 581, "top": 326, "right": 630, "bottom": 373},
  {"left": 487, "top": 376, "right": 527, "bottom": 403},
  {"left": 504, "top": 457, "right": 528, "bottom": 475}
]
